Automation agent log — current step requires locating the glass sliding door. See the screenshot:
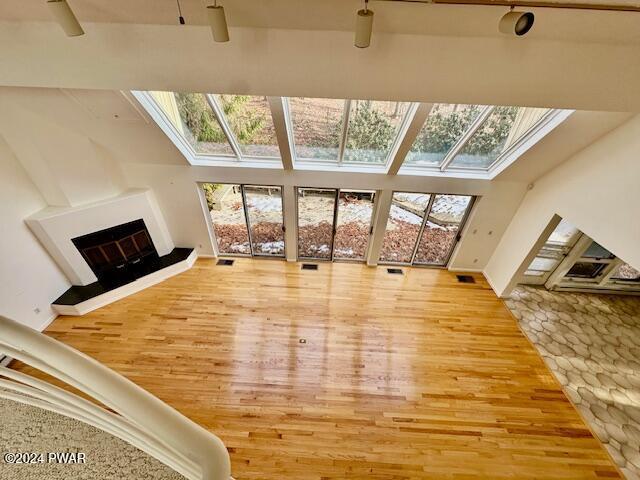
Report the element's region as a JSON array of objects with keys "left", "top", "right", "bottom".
[
  {"left": 414, "top": 195, "right": 473, "bottom": 266},
  {"left": 333, "top": 190, "right": 375, "bottom": 261},
  {"left": 297, "top": 188, "right": 338, "bottom": 260},
  {"left": 202, "top": 183, "right": 251, "bottom": 255},
  {"left": 379, "top": 192, "right": 432, "bottom": 264},
  {"left": 243, "top": 185, "right": 285, "bottom": 257}
]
